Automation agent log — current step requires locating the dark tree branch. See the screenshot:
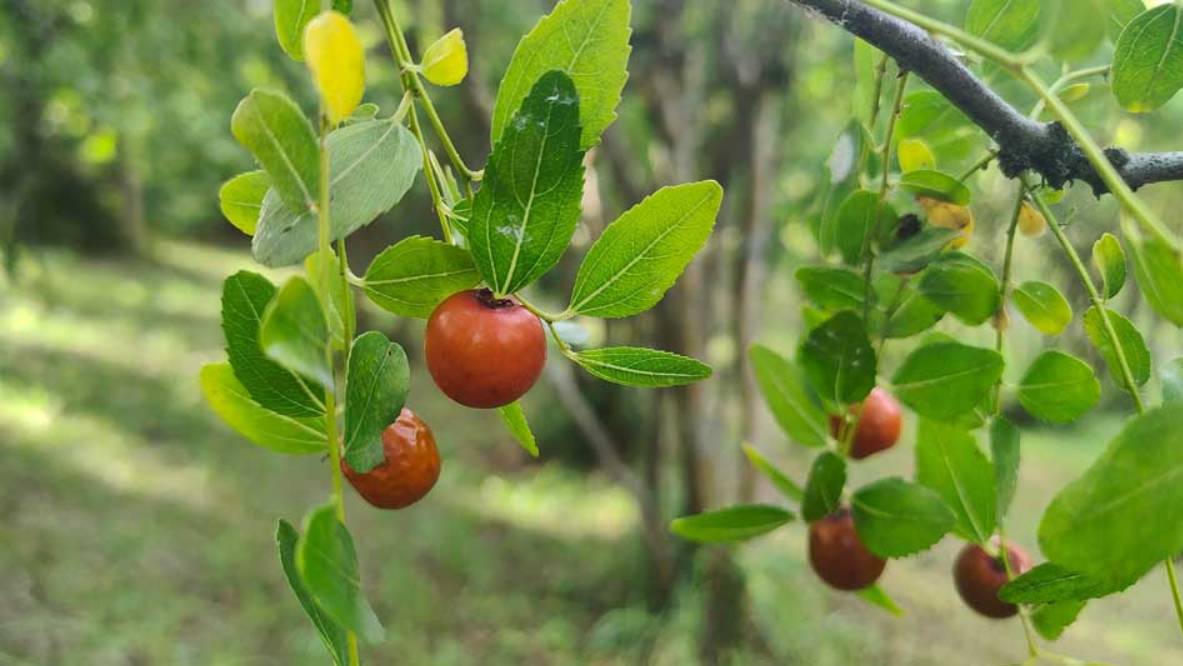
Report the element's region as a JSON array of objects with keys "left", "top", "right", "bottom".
[{"left": 788, "top": 0, "right": 1183, "bottom": 194}]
